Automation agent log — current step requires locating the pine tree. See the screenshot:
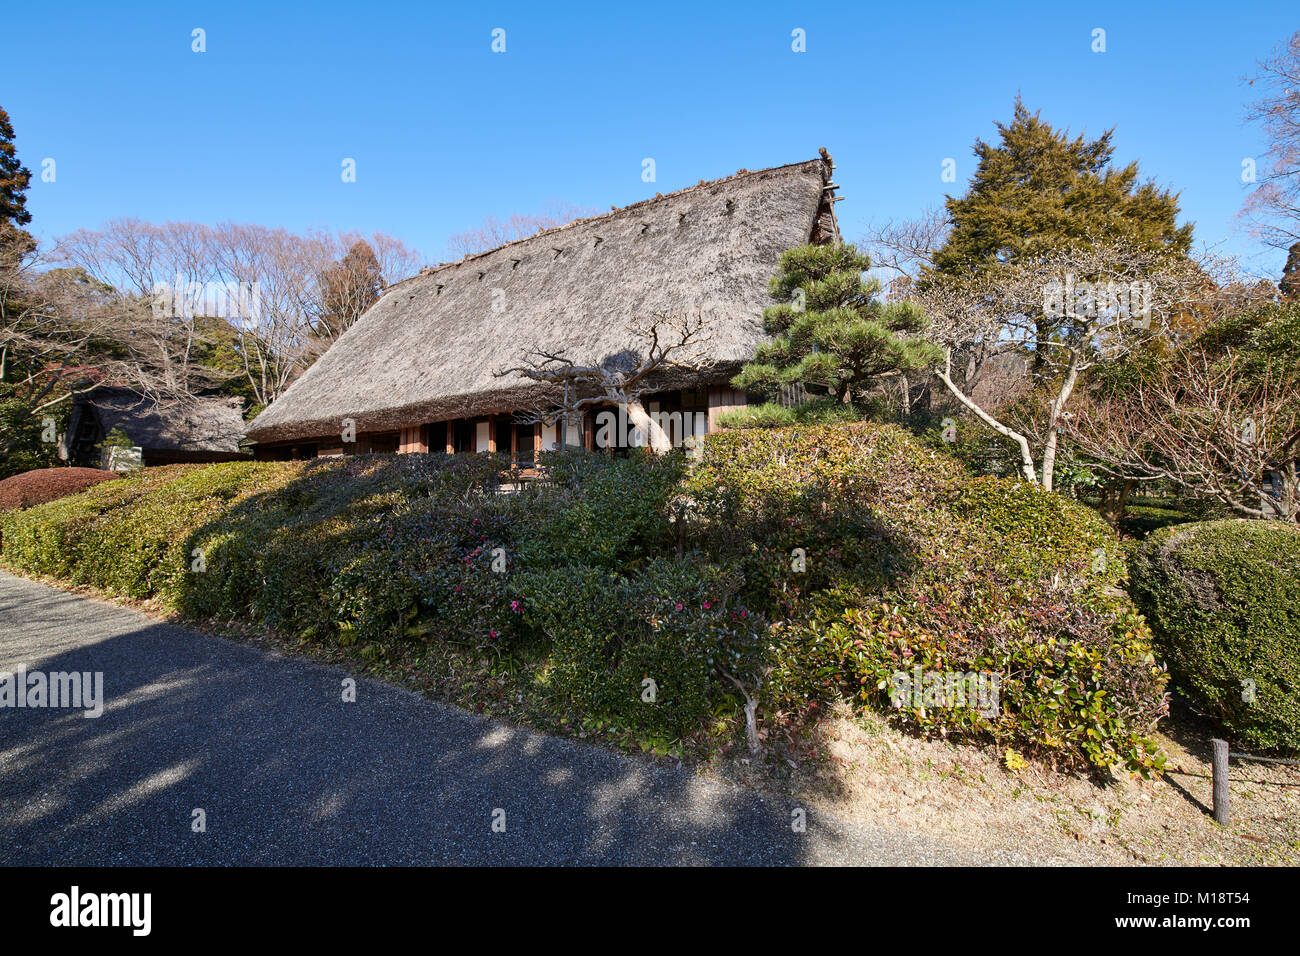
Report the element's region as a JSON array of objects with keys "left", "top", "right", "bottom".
[
  {"left": 732, "top": 243, "right": 940, "bottom": 405},
  {"left": 0, "top": 106, "right": 33, "bottom": 231}
]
